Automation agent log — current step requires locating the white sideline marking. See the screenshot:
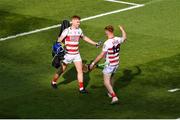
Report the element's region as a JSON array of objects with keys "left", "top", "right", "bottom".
[
  {"left": 0, "top": 0, "right": 144, "bottom": 42},
  {"left": 81, "top": 4, "right": 144, "bottom": 22},
  {"left": 0, "top": 24, "right": 61, "bottom": 41},
  {"left": 105, "top": 0, "right": 141, "bottom": 6},
  {"left": 168, "top": 88, "right": 180, "bottom": 92}
]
